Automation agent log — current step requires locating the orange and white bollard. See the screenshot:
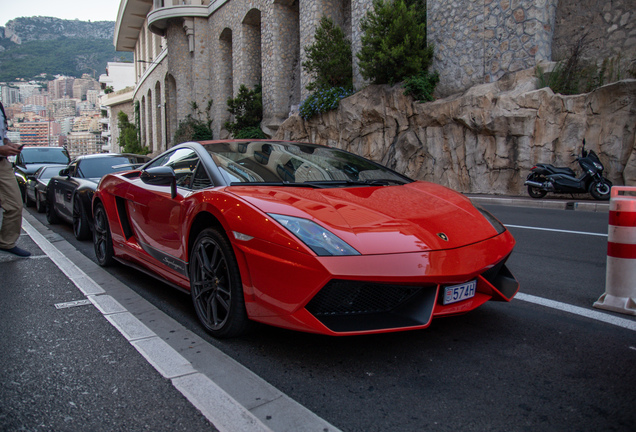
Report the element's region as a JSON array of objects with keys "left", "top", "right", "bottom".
[{"left": 594, "top": 186, "right": 636, "bottom": 316}]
